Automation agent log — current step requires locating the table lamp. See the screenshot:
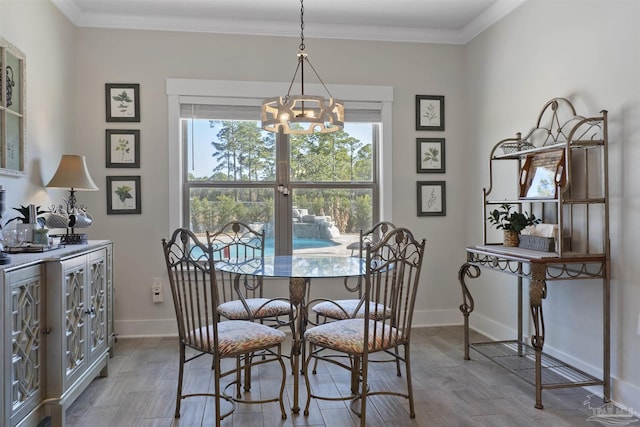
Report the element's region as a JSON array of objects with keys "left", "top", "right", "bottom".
[{"left": 46, "top": 154, "right": 99, "bottom": 244}]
